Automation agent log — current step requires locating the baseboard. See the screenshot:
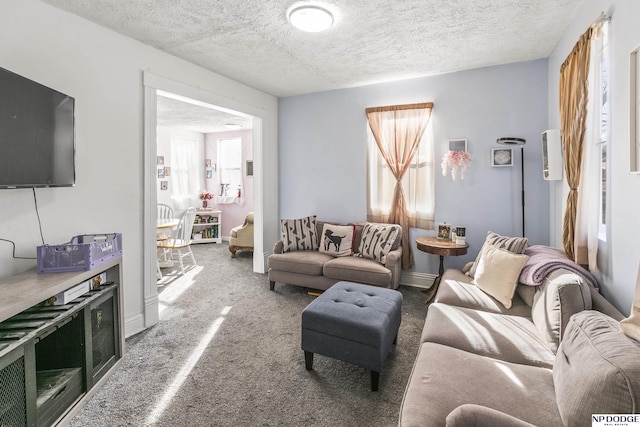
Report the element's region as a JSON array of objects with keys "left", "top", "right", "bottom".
[
  {"left": 400, "top": 271, "right": 437, "bottom": 289},
  {"left": 124, "top": 313, "right": 145, "bottom": 339},
  {"left": 144, "top": 294, "right": 159, "bottom": 329}
]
